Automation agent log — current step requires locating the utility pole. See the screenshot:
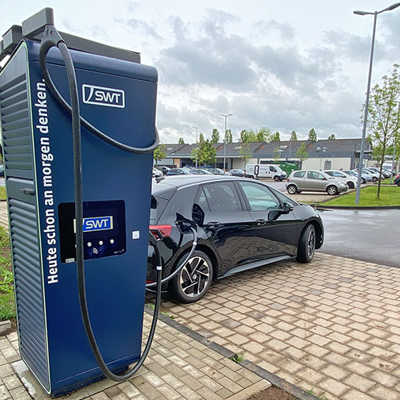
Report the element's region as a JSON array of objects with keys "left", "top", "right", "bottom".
[{"left": 353, "top": 2, "right": 400, "bottom": 204}]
